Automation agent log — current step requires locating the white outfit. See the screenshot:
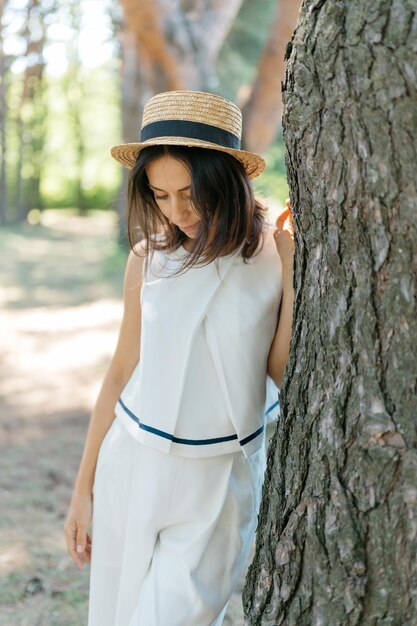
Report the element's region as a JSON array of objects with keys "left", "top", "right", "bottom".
[
  {"left": 88, "top": 222, "right": 282, "bottom": 625},
  {"left": 88, "top": 416, "right": 266, "bottom": 625},
  {"left": 115, "top": 222, "right": 283, "bottom": 457}
]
